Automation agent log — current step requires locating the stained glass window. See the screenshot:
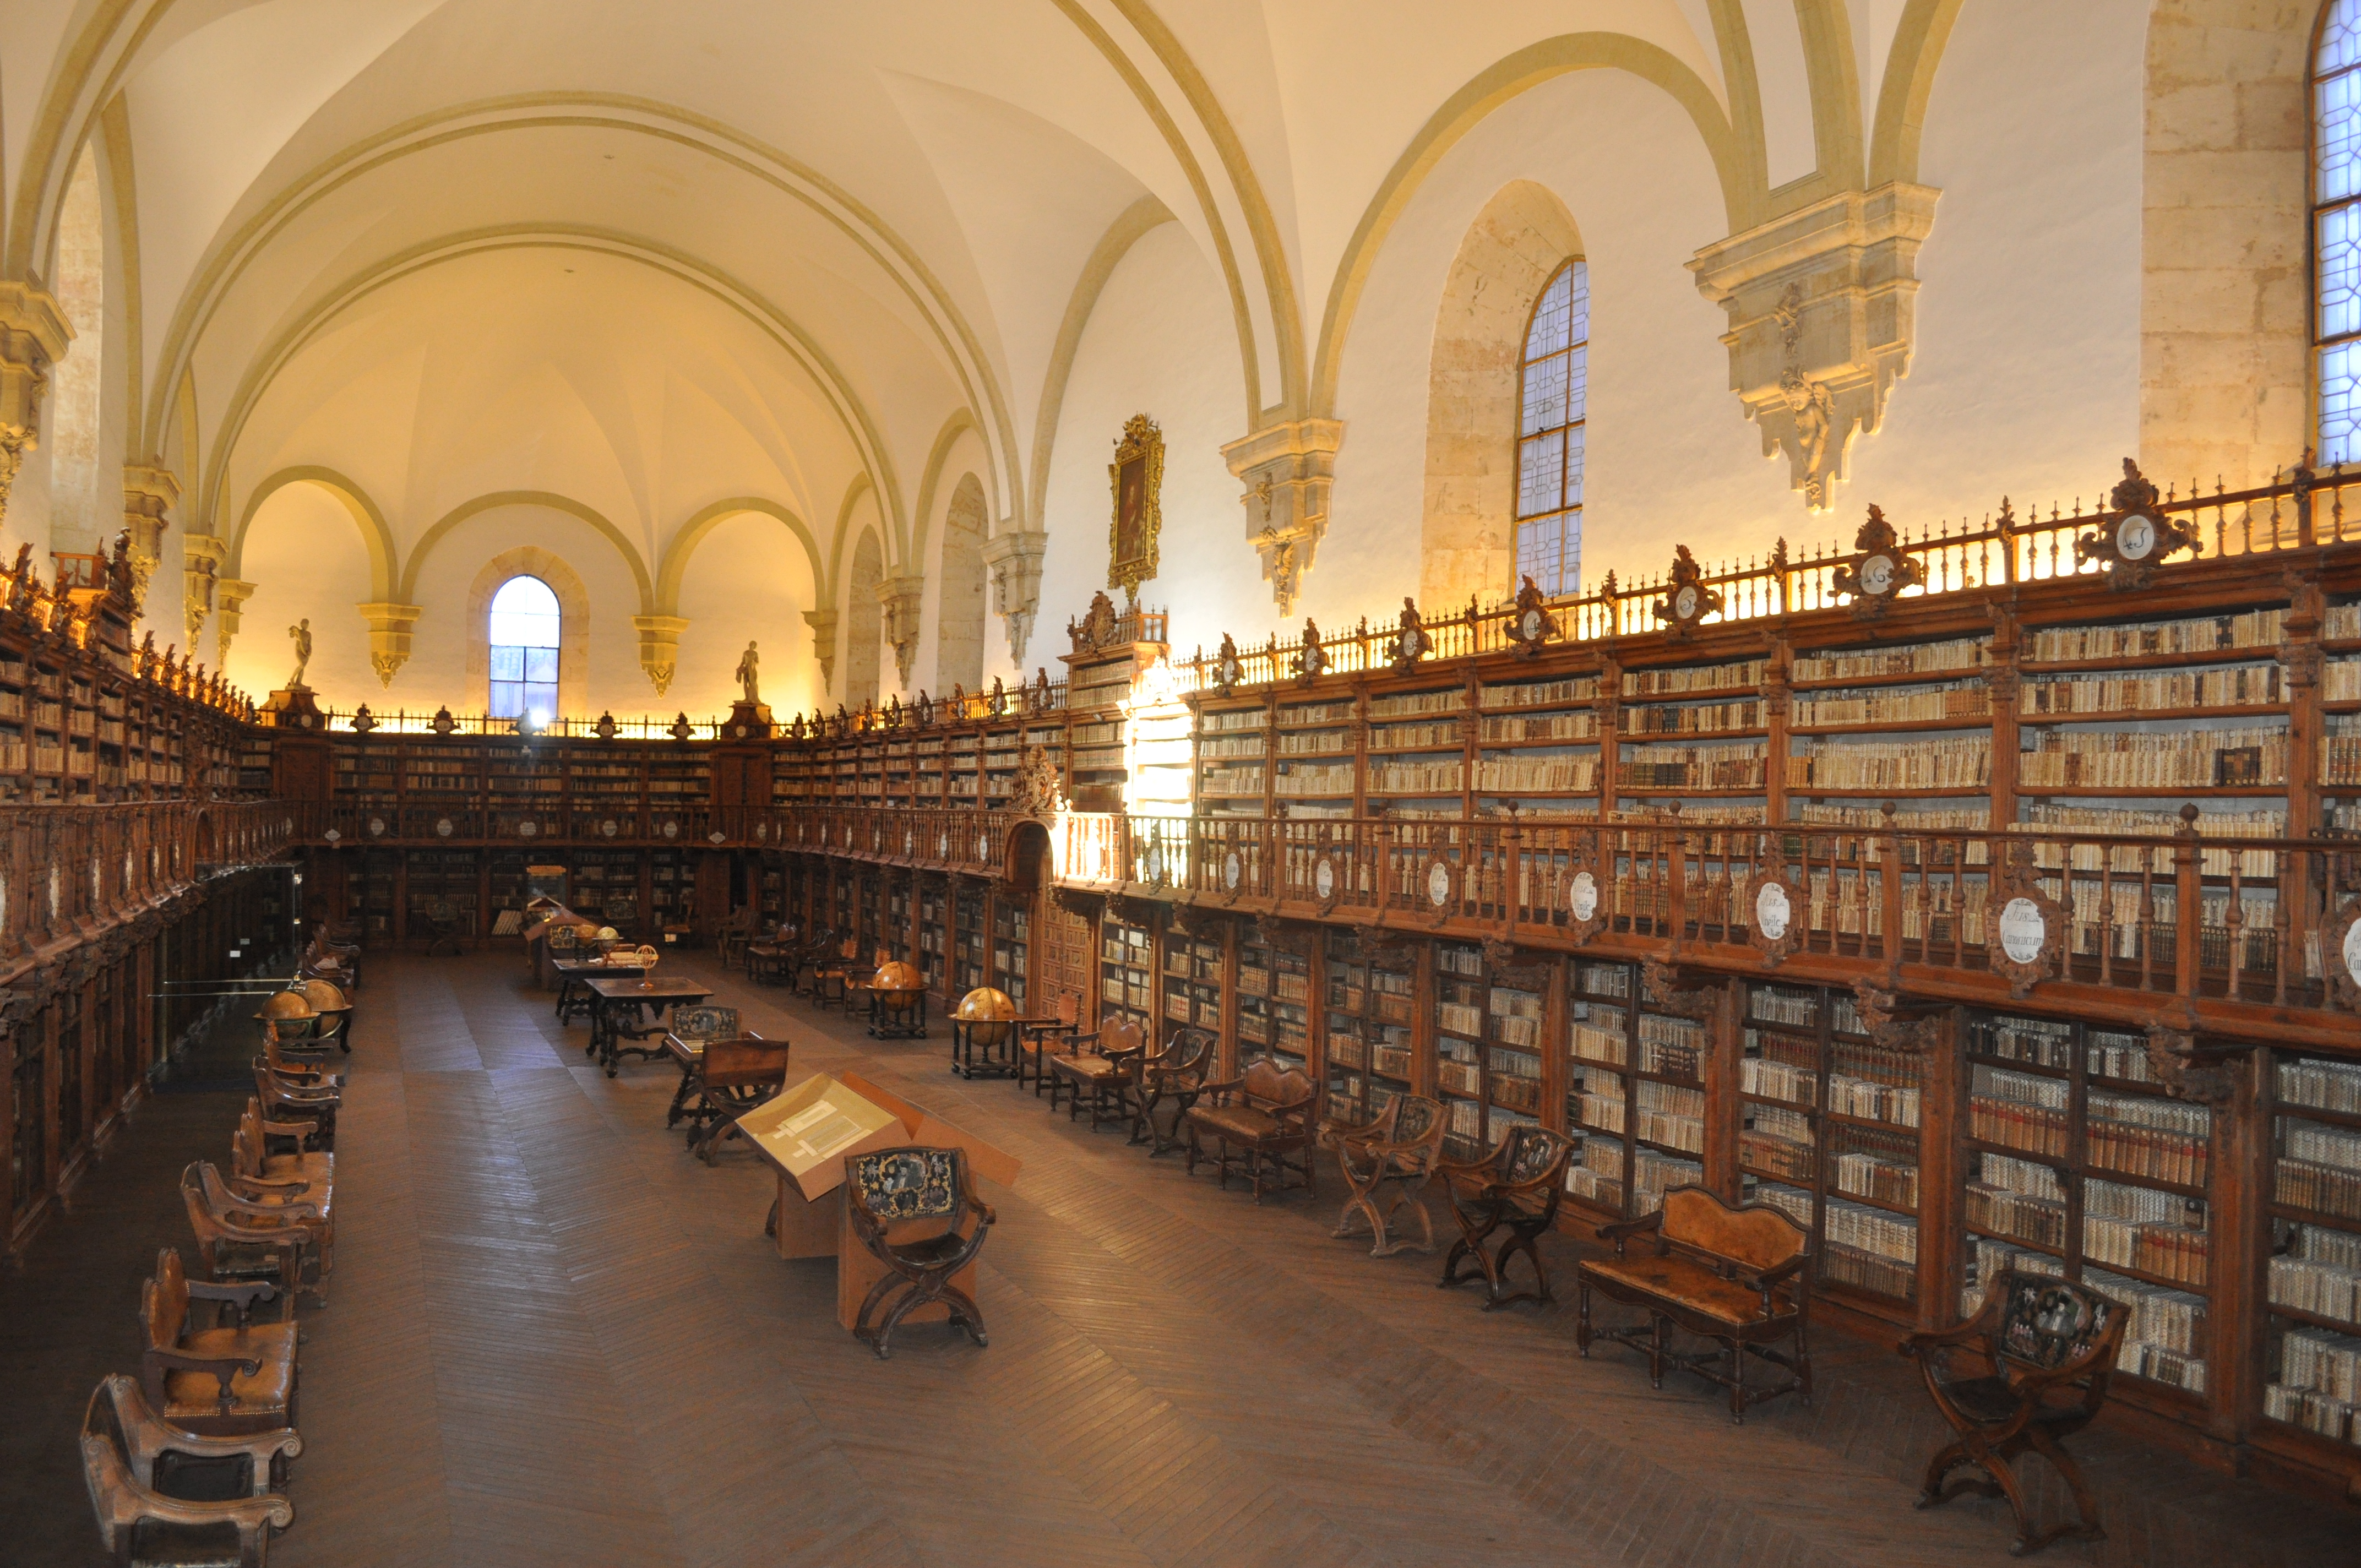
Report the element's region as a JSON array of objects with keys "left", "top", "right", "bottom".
[
  {"left": 2320, "top": 1, "right": 2361, "bottom": 461},
  {"left": 488, "top": 575, "right": 559, "bottom": 724},
  {"left": 1516, "top": 262, "right": 1588, "bottom": 596}
]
